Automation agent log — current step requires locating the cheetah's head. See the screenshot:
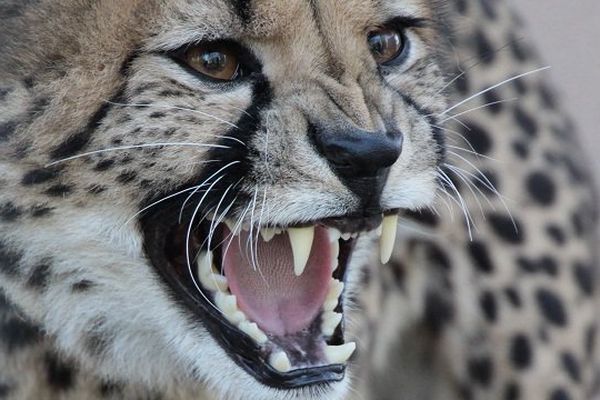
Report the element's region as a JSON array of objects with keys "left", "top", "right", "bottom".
[{"left": 0, "top": 0, "right": 447, "bottom": 398}]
